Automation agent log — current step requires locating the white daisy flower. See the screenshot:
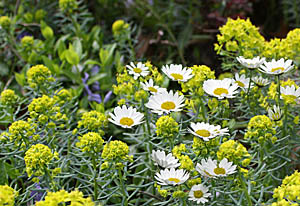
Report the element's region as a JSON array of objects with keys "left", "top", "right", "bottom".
[
  {"left": 280, "top": 85, "right": 300, "bottom": 103},
  {"left": 206, "top": 158, "right": 237, "bottom": 177},
  {"left": 196, "top": 158, "right": 217, "bottom": 178},
  {"left": 234, "top": 73, "right": 254, "bottom": 91},
  {"left": 155, "top": 167, "right": 189, "bottom": 186},
  {"left": 126, "top": 62, "right": 150, "bottom": 79},
  {"left": 212, "top": 125, "right": 229, "bottom": 136},
  {"left": 268, "top": 105, "right": 282, "bottom": 121},
  {"left": 145, "top": 90, "right": 185, "bottom": 115},
  {"left": 188, "top": 184, "right": 211, "bottom": 204},
  {"left": 151, "top": 150, "right": 181, "bottom": 168},
  {"left": 109, "top": 105, "right": 144, "bottom": 128},
  {"left": 259, "top": 58, "right": 294, "bottom": 75},
  {"left": 162, "top": 64, "right": 194, "bottom": 82},
  {"left": 236, "top": 56, "right": 265, "bottom": 69},
  {"left": 252, "top": 76, "right": 270, "bottom": 87},
  {"left": 140, "top": 79, "right": 166, "bottom": 94},
  {"left": 189, "top": 122, "right": 229, "bottom": 141},
  {"left": 203, "top": 79, "right": 239, "bottom": 99}
]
